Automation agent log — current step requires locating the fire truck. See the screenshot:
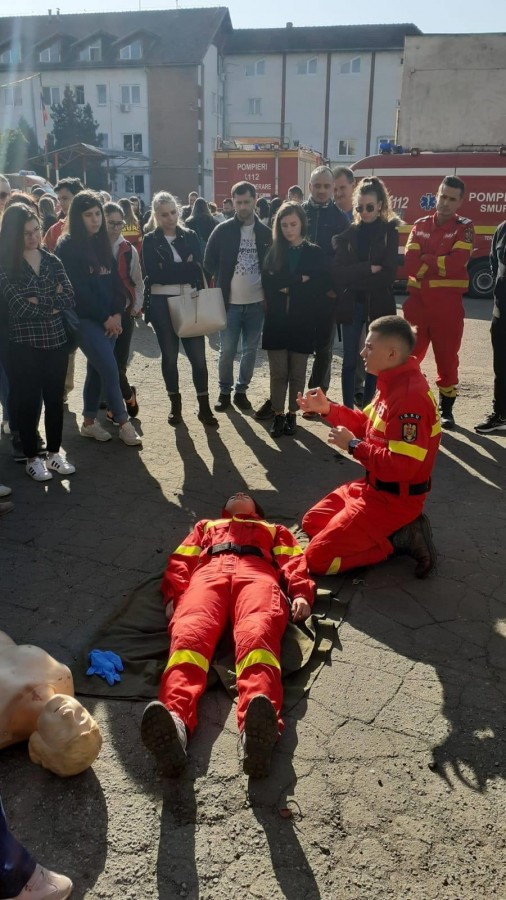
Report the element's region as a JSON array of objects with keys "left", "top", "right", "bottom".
[
  {"left": 213, "top": 147, "right": 322, "bottom": 208},
  {"left": 351, "top": 150, "right": 506, "bottom": 298}
]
